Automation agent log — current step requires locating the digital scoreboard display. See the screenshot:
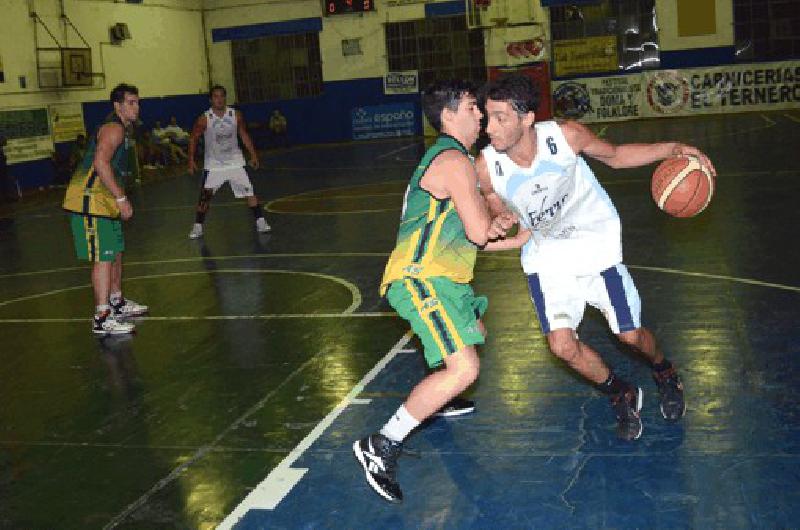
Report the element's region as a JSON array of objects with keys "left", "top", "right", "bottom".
[{"left": 325, "top": 0, "right": 375, "bottom": 15}]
